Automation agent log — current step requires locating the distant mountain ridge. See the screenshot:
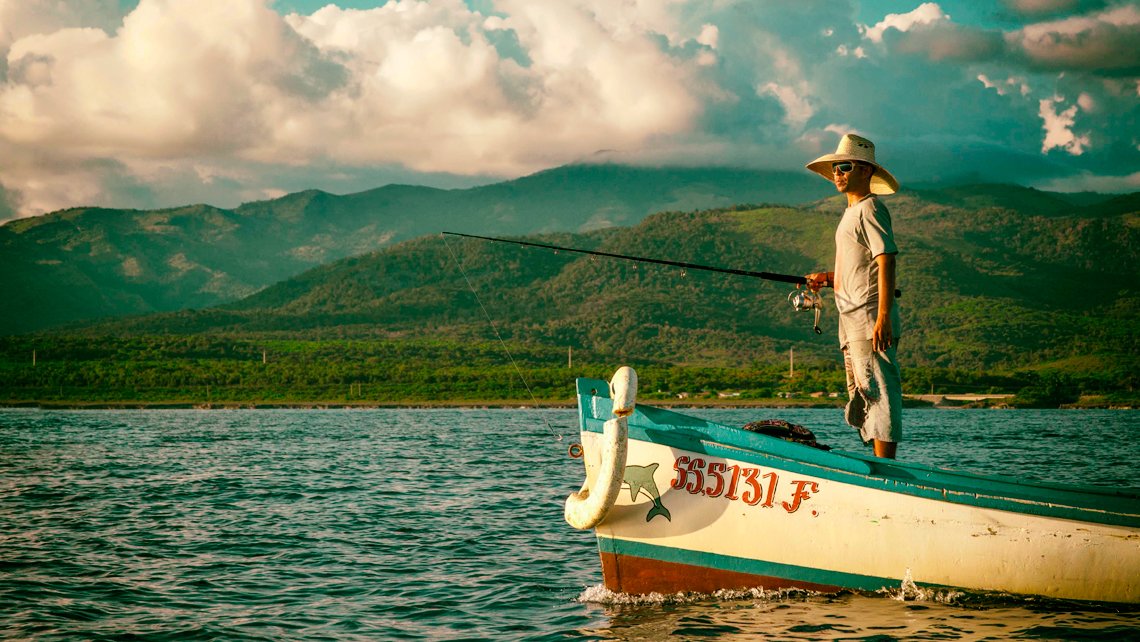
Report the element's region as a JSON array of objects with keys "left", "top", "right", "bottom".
[
  {"left": 3, "top": 163, "right": 1136, "bottom": 341},
  {"left": 0, "top": 164, "right": 834, "bottom": 334}
]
